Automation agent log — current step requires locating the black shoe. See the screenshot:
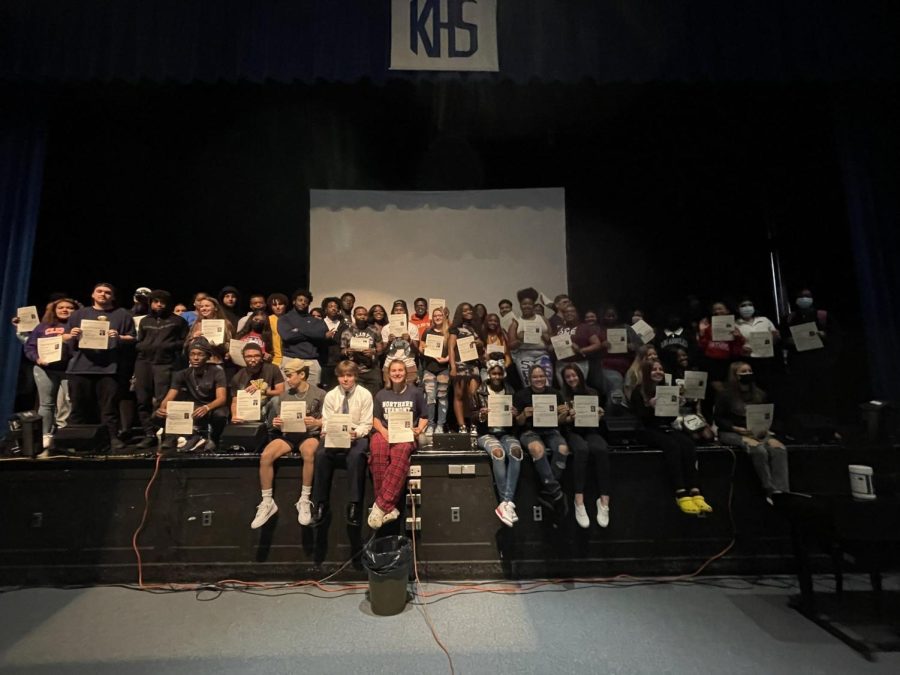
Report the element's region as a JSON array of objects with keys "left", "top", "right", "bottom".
[
  {"left": 346, "top": 502, "right": 361, "bottom": 527},
  {"left": 136, "top": 436, "right": 157, "bottom": 449},
  {"left": 110, "top": 438, "right": 127, "bottom": 451},
  {"left": 309, "top": 503, "right": 328, "bottom": 528},
  {"left": 161, "top": 435, "right": 177, "bottom": 450}
]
